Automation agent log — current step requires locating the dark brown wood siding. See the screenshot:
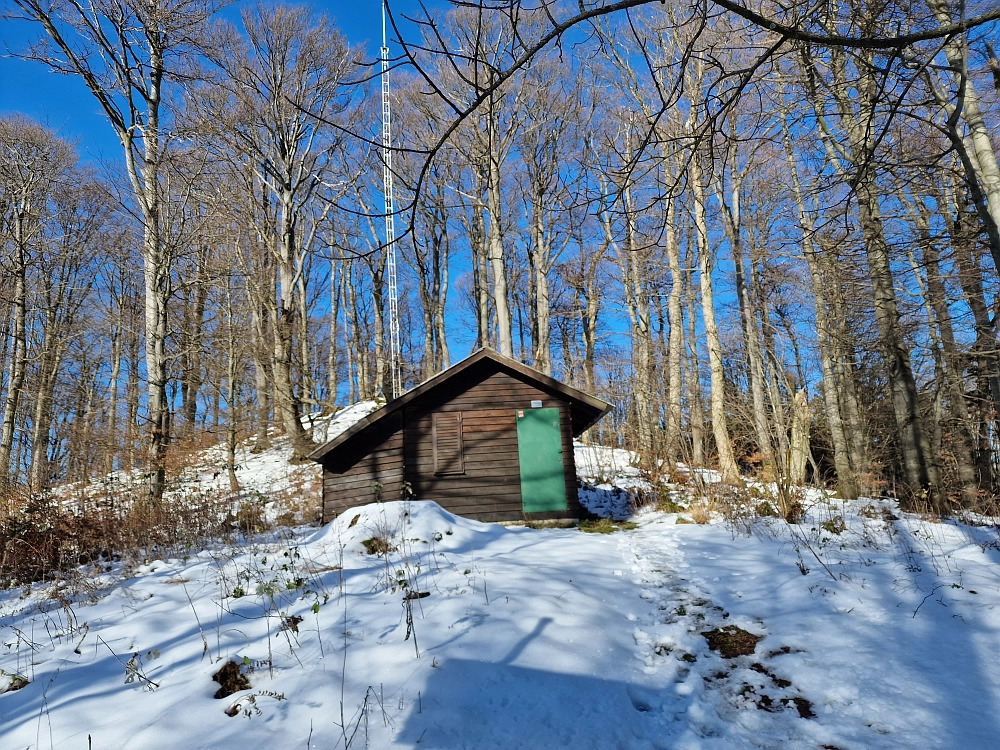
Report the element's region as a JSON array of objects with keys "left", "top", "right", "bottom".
[
  {"left": 401, "top": 369, "right": 581, "bottom": 522},
  {"left": 321, "top": 366, "right": 585, "bottom": 524},
  {"left": 322, "top": 412, "right": 405, "bottom": 521}
]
